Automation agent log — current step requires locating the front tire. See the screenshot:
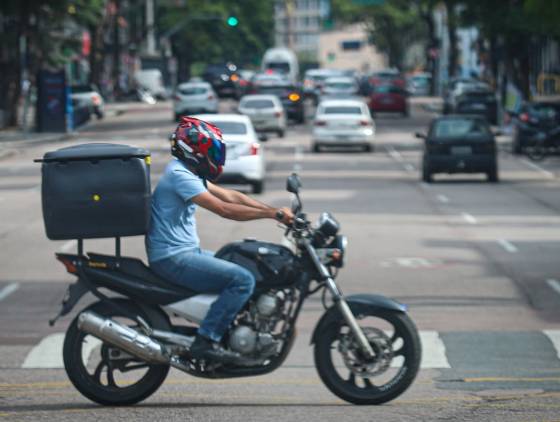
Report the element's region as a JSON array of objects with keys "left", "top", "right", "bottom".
[
  {"left": 314, "top": 310, "right": 421, "bottom": 405},
  {"left": 63, "top": 300, "right": 170, "bottom": 406},
  {"left": 251, "top": 180, "right": 264, "bottom": 194}
]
